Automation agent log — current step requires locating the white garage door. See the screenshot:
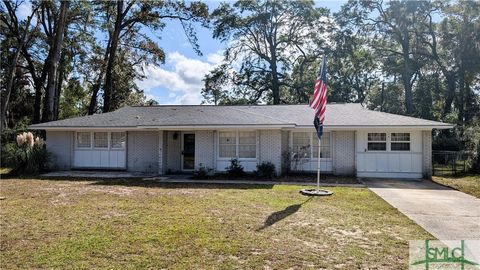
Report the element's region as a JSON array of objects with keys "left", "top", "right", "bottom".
[
  {"left": 356, "top": 131, "right": 423, "bottom": 178},
  {"left": 73, "top": 131, "right": 126, "bottom": 169}
]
